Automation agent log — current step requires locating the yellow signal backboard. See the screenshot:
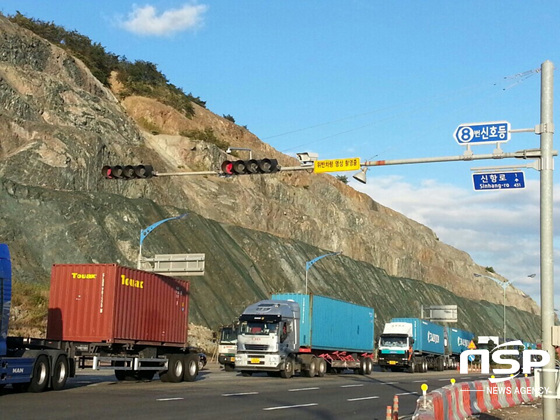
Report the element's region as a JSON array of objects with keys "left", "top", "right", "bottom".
[{"left": 314, "top": 158, "right": 361, "bottom": 173}]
